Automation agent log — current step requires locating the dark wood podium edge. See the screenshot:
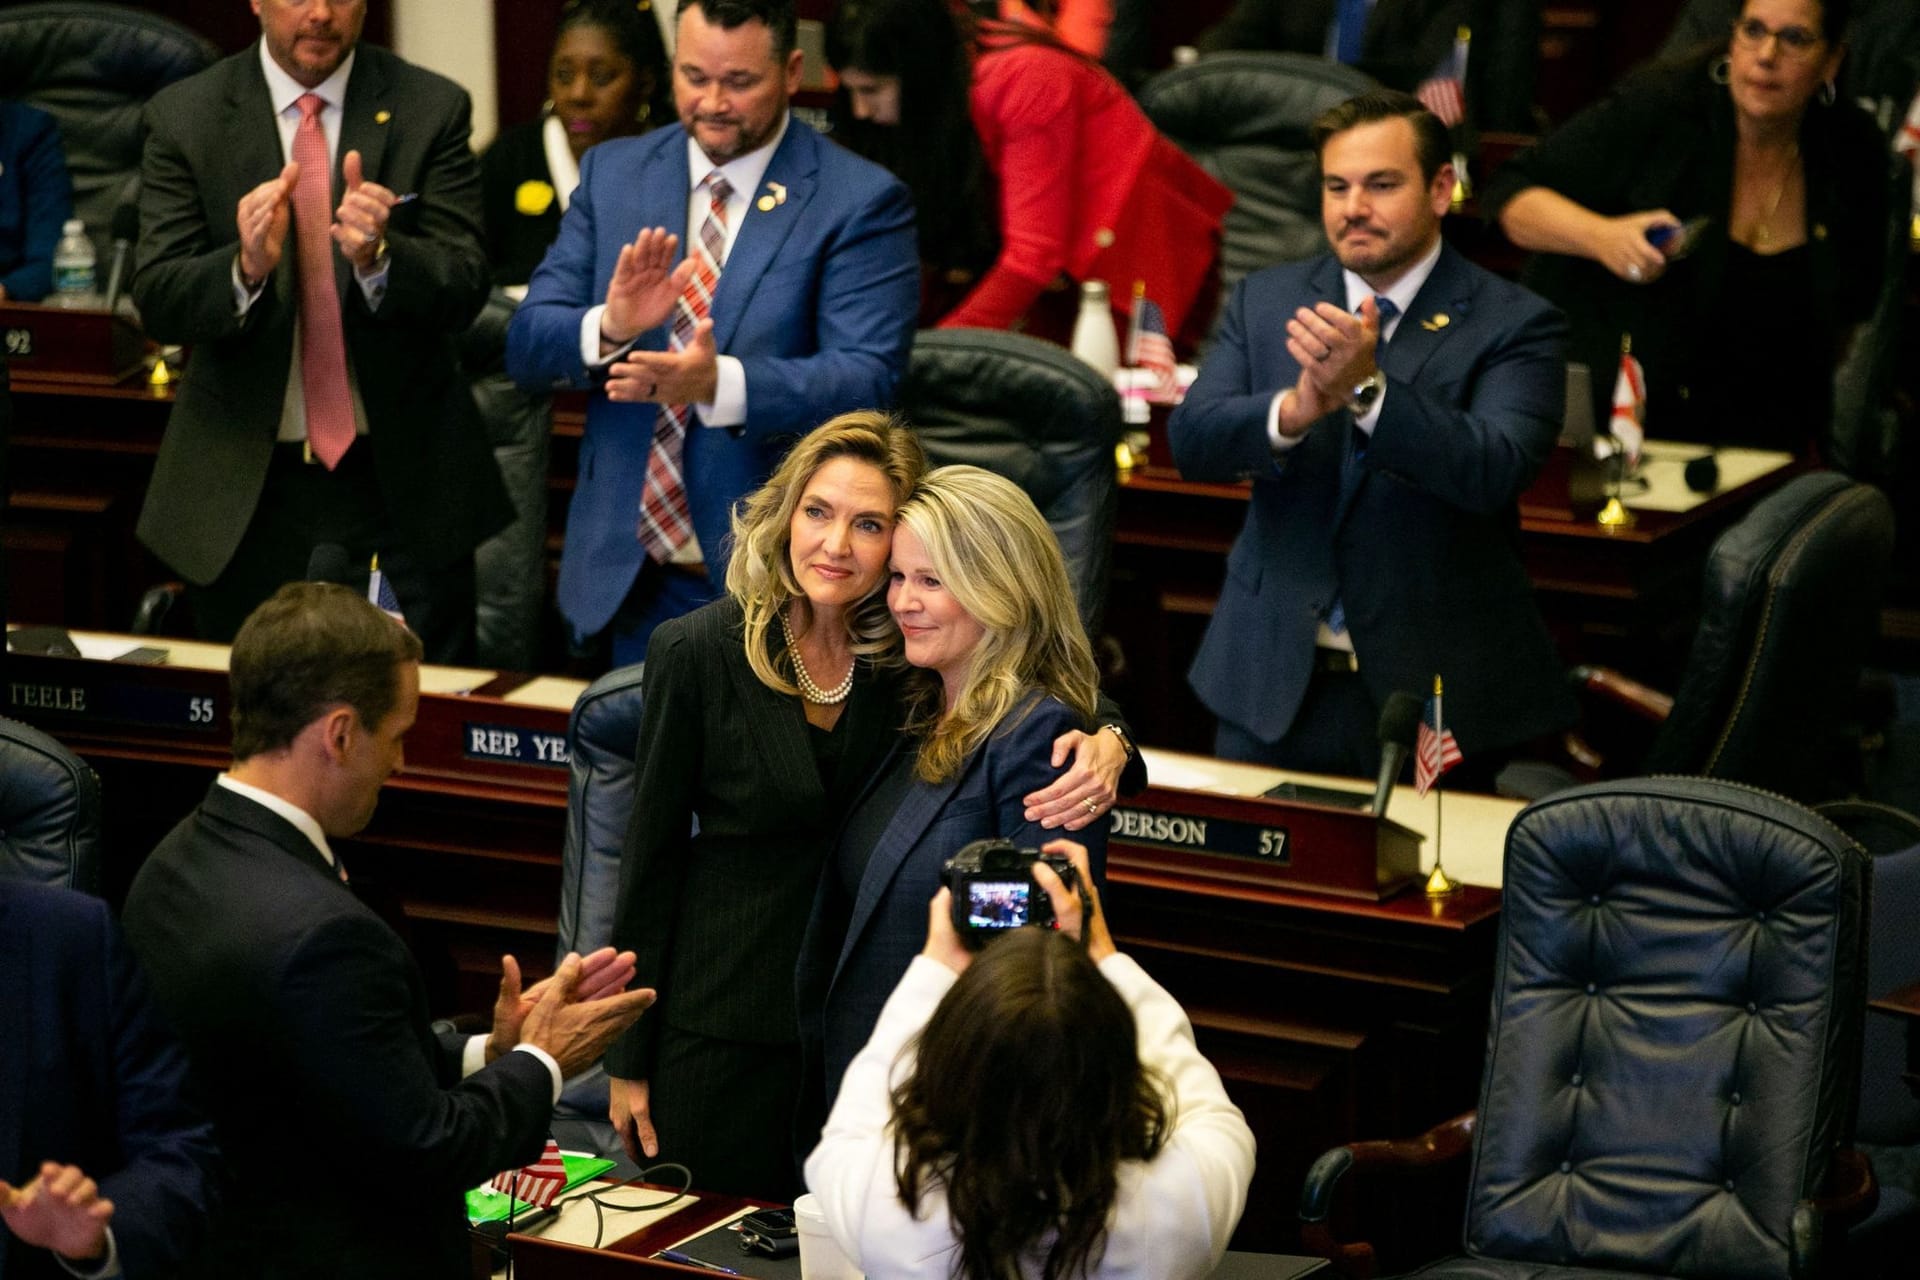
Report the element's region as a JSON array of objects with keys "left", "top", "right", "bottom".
[{"left": 1869, "top": 980, "right": 1920, "bottom": 1018}]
